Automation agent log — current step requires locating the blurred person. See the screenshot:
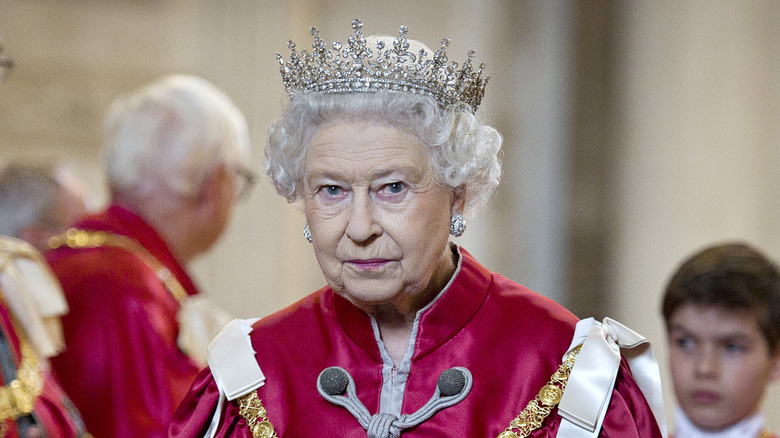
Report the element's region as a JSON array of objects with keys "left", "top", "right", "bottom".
[
  {"left": 0, "top": 162, "right": 90, "bottom": 254},
  {"left": 0, "top": 35, "right": 90, "bottom": 438},
  {"left": 662, "top": 242, "right": 780, "bottom": 438},
  {"left": 0, "top": 162, "right": 89, "bottom": 372},
  {"left": 45, "top": 74, "right": 252, "bottom": 438},
  {"left": 171, "top": 20, "right": 666, "bottom": 438}
]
